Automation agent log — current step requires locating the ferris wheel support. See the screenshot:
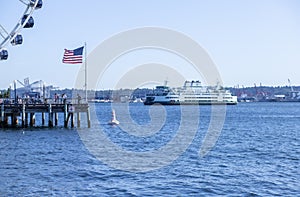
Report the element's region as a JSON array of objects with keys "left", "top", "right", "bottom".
[{"left": 0, "top": 0, "right": 43, "bottom": 60}]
